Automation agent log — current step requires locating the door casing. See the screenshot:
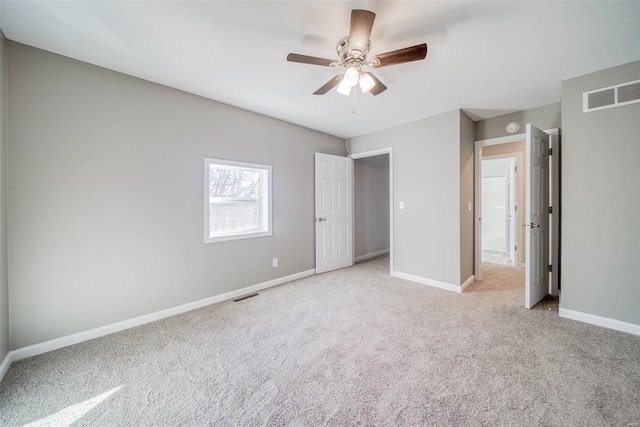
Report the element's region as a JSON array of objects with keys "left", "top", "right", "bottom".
[{"left": 506, "top": 157, "right": 518, "bottom": 265}]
